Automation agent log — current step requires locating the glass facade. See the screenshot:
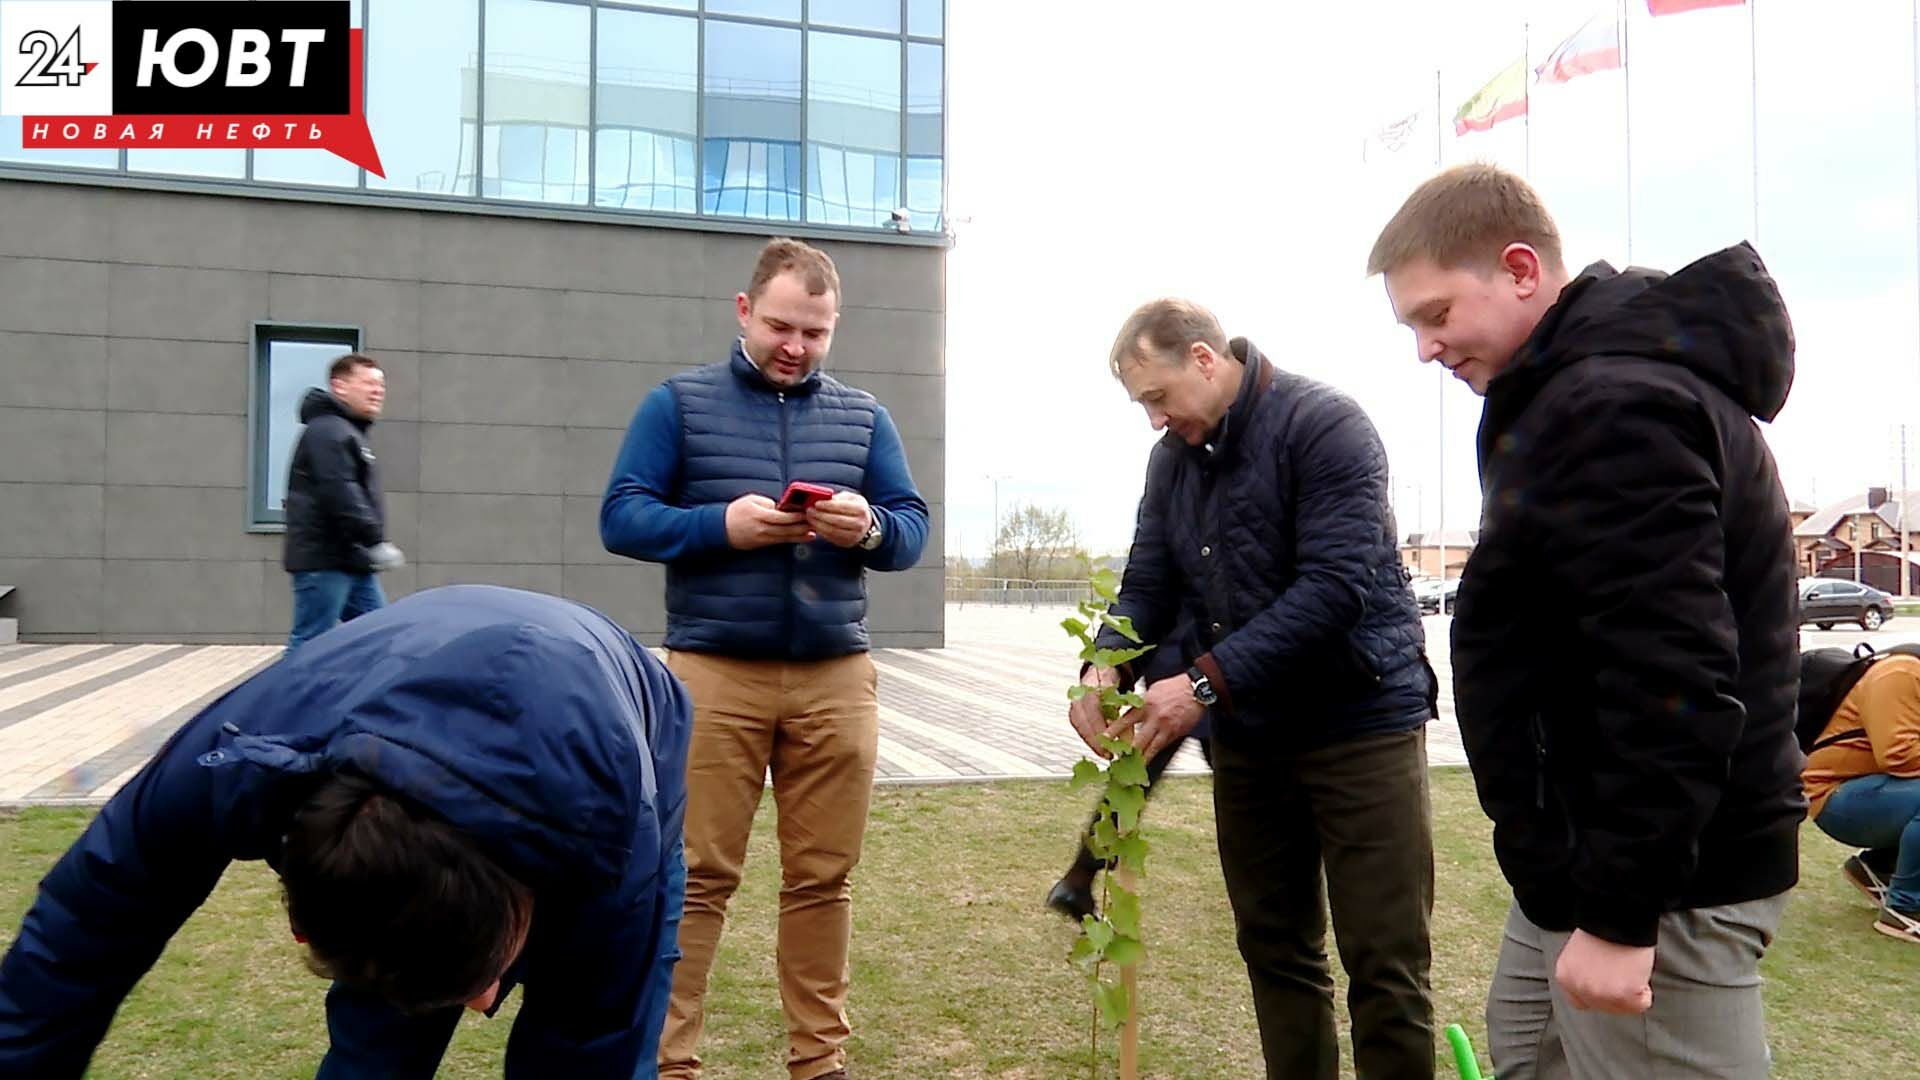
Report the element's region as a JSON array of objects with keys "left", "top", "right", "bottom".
[{"left": 0, "top": 0, "right": 945, "bottom": 234}]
